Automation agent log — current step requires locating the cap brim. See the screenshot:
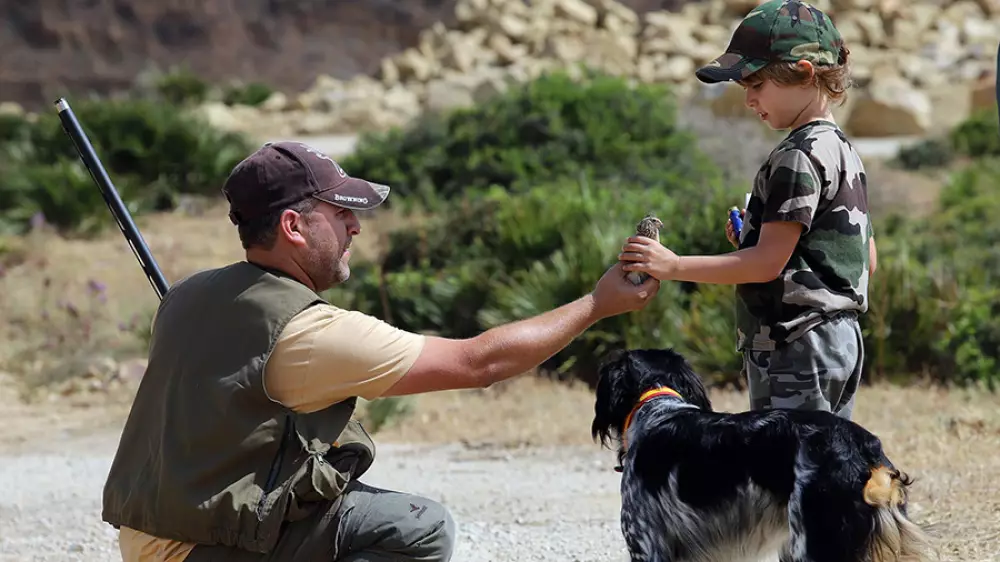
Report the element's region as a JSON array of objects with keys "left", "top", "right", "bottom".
[
  {"left": 695, "top": 53, "right": 769, "bottom": 84},
  {"left": 314, "top": 177, "right": 390, "bottom": 211}
]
